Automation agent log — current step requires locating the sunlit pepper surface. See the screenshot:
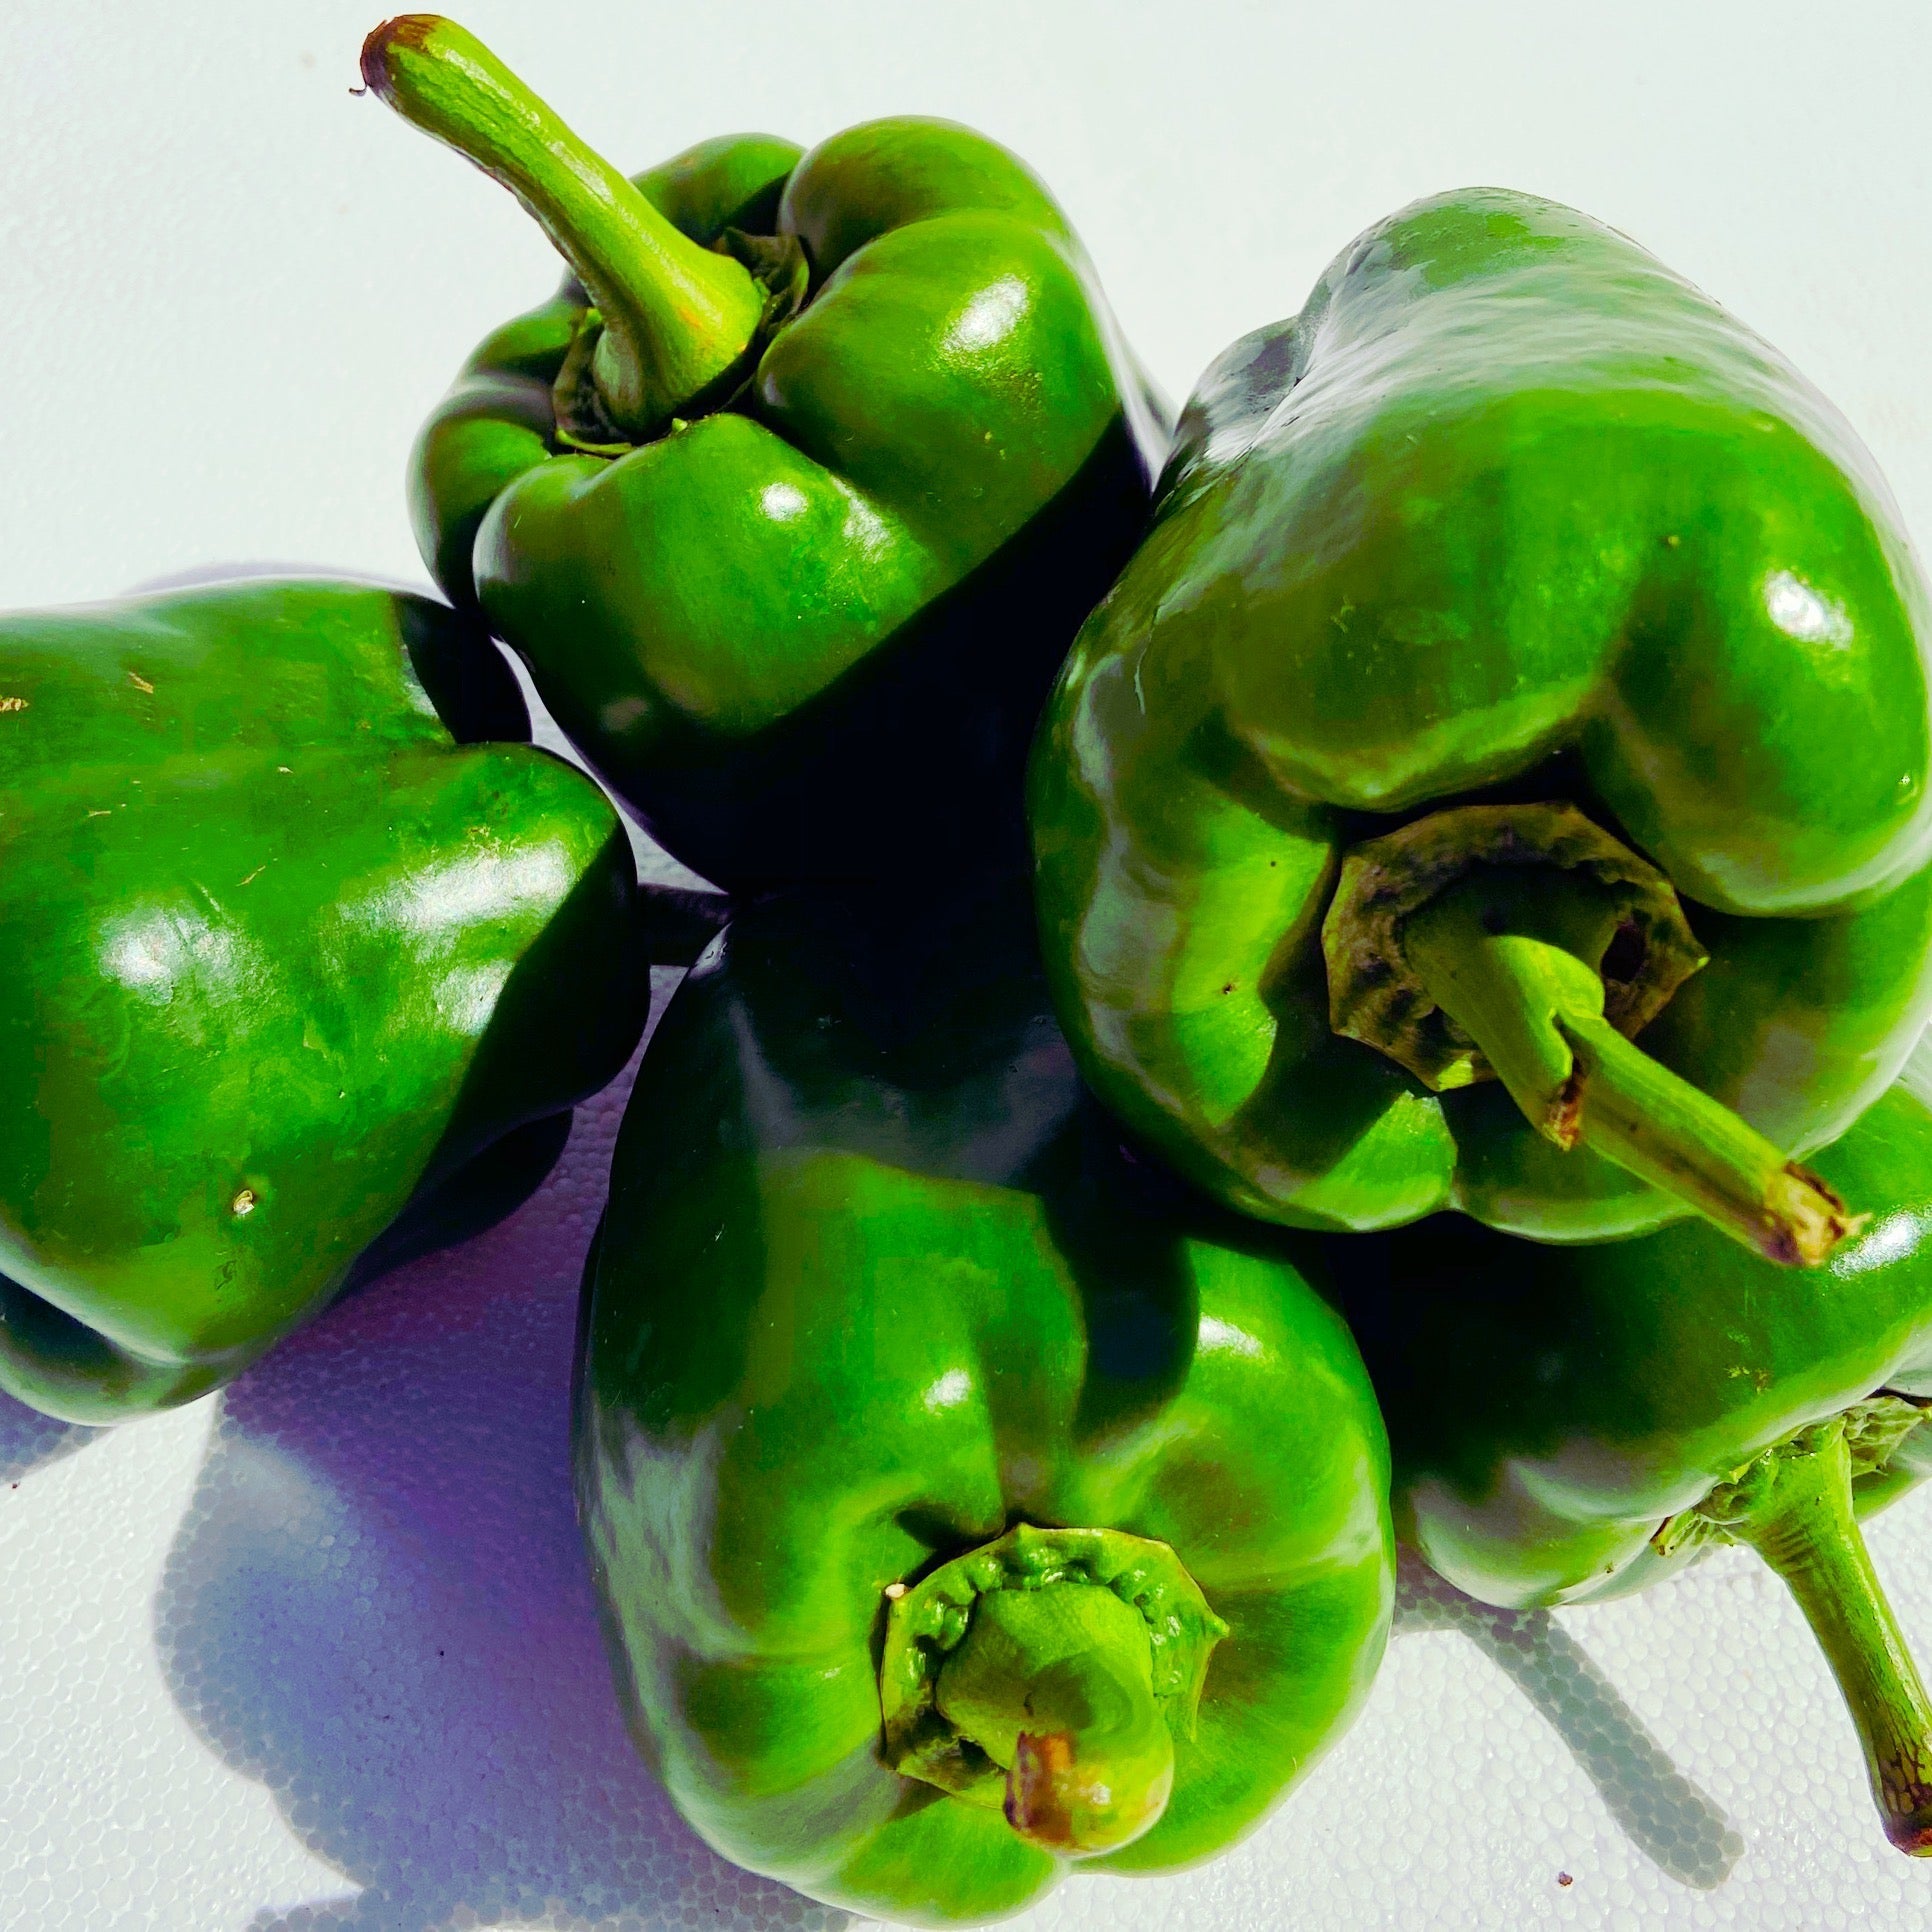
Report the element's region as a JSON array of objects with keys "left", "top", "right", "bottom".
[
  {"left": 0, "top": 579, "right": 645, "bottom": 1422},
  {"left": 366, "top": 17, "right": 1165, "bottom": 892},
  {"left": 1332, "top": 1051, "right": 1932, "bottom": 1857},
  {"left": 575, "top": 877, "right": 1392, "bottom": 1924},
  {"left": 1033, "top": 188, "right": 1932, "bottom": 1263}
]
